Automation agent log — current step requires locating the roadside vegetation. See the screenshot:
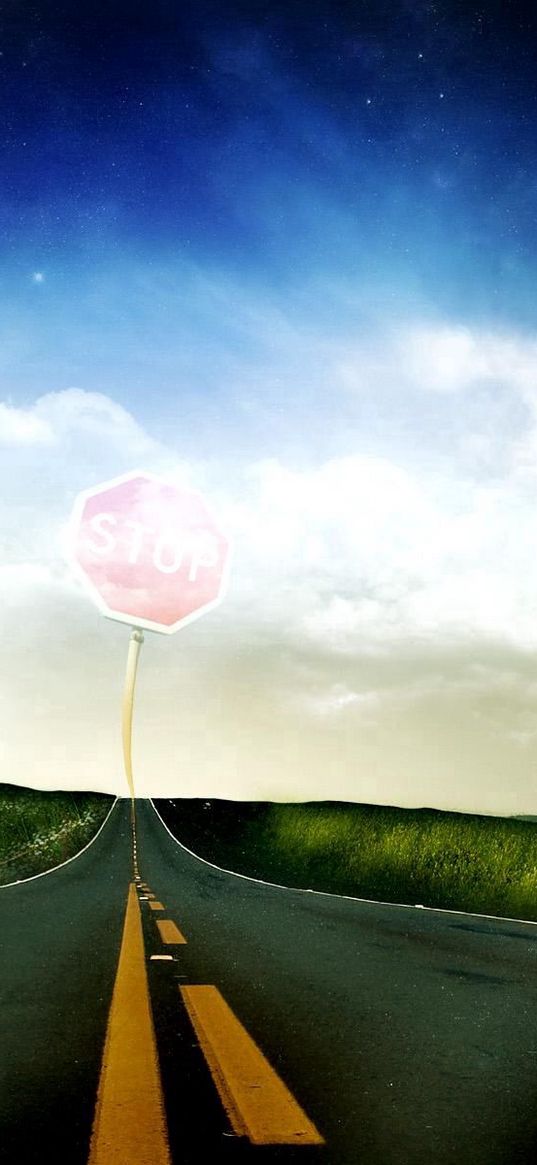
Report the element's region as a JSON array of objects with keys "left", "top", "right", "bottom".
[
  {"left": 157, "top": 798, "right": 537, "bottom": 921},
  {"left": 0, "top": 784, "right": 113, "bottom": 884}
]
